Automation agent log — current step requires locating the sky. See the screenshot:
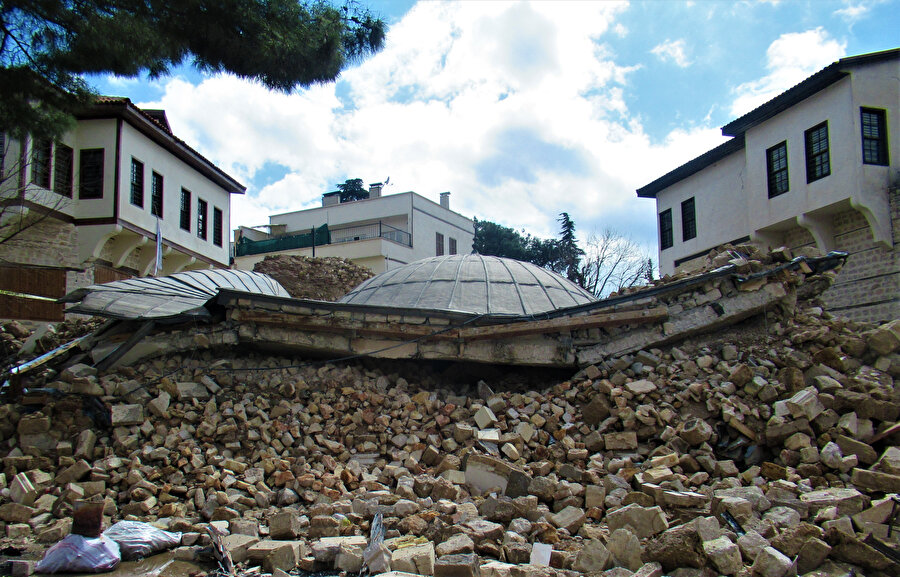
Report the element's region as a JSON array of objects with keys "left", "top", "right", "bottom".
[{"left": 89, "top": 0, "right": 900, "bottom": 255}]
